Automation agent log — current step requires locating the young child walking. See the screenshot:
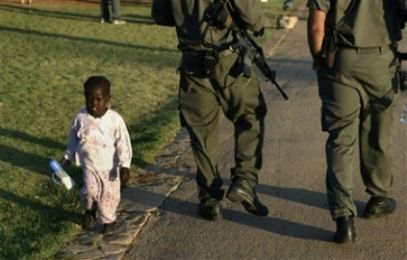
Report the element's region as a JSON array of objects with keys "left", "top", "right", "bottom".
[{"left": 61, "top": 75, "right": 132, "bottom": 233}]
